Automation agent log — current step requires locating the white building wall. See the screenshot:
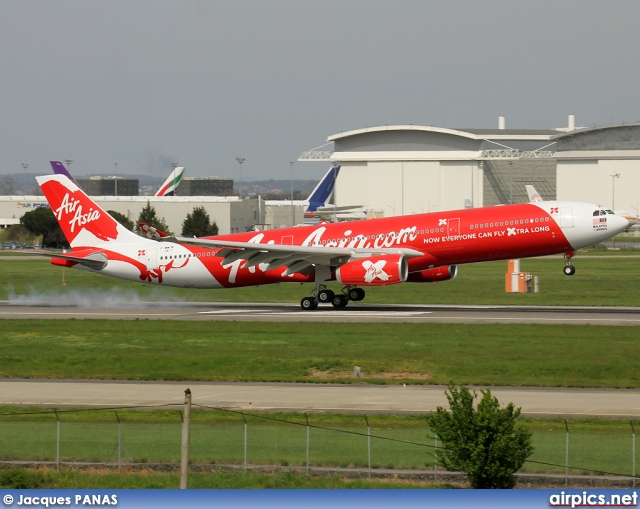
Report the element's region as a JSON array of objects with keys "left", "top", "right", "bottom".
[
  {"left": 557, "top": 159, "right": 640, "bottom": 211},
  {"left": 264, "top": 205, "right": 305, "bottom": 229},
  {"left": 335, "top": 160, "right": 483, "bottom": 217}
]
